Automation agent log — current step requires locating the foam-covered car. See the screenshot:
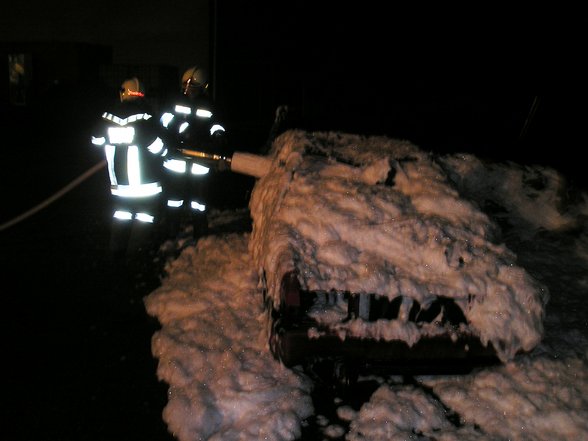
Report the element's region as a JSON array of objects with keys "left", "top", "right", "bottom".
[{"left": 248, "top": 130, "right": 548, "bottom": 375}]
